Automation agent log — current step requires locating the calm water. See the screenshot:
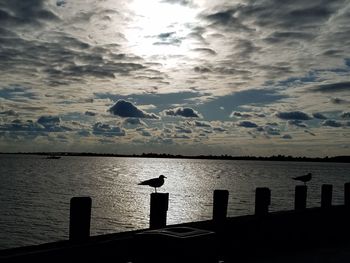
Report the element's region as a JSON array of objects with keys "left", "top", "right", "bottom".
[{"left": 0, "top": 155, "right": 349, "bottom": 250}]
